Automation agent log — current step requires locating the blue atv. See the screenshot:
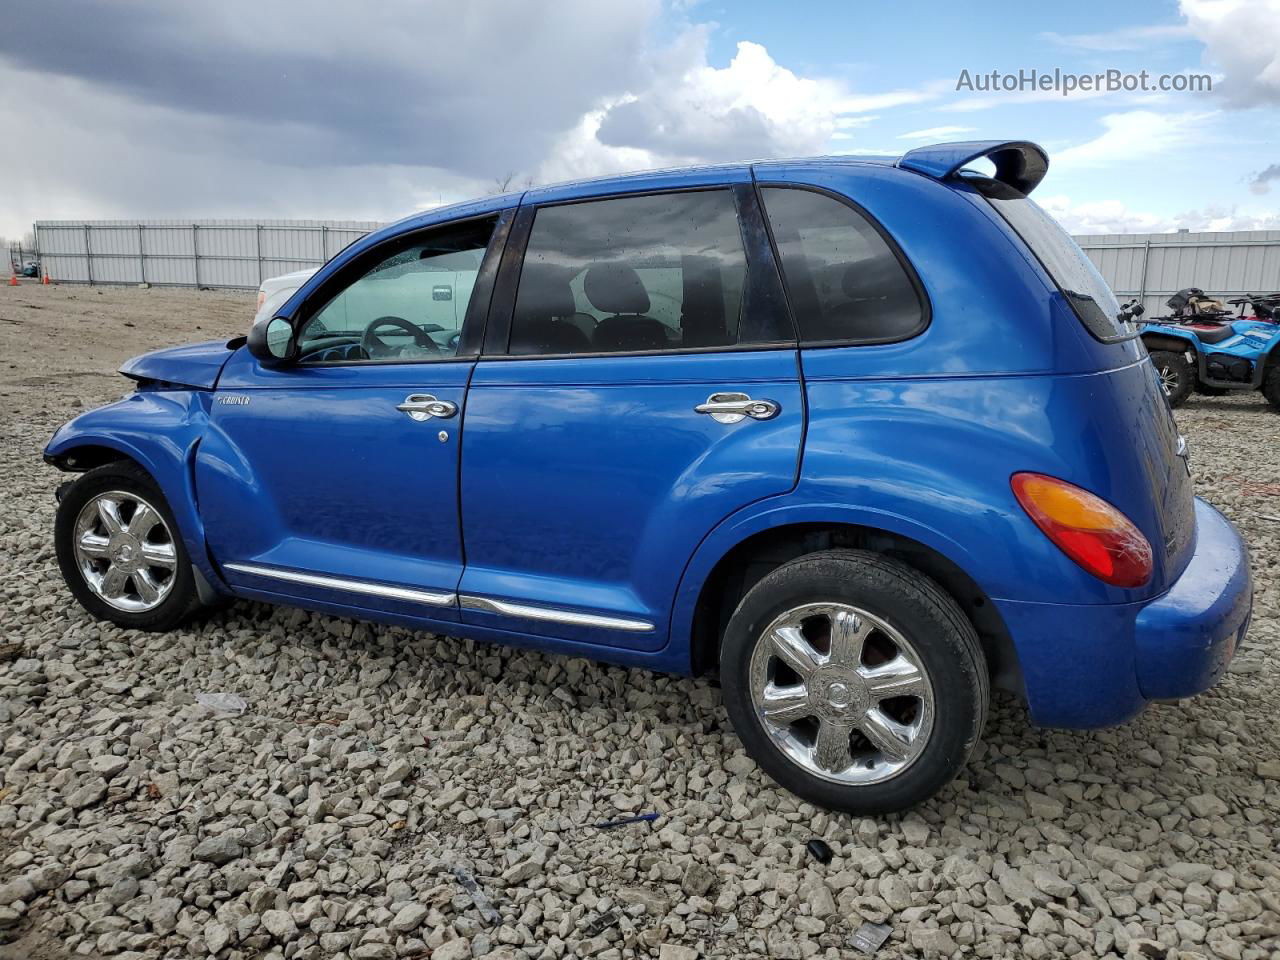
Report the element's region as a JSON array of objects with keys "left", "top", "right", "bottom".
[{"left": 1139, "top": 288, "right": 1280, "bottom": 409}]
